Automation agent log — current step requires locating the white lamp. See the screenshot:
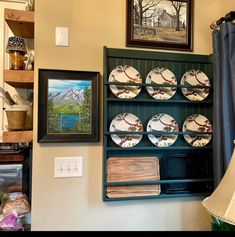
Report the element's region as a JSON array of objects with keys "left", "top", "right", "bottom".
[{"left": 202, "top": 141, "right": 235, "bottom": 225}]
